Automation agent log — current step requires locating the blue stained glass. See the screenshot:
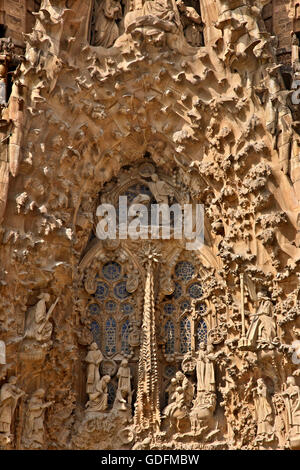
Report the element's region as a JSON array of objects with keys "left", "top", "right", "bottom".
[
  {"left": 107, "top": 382, "right": 115, "bottom": 406},
  {"left": 91, "top": 320, "right": 101, "bottom": 349},
  {"left": 165, "top": 320, "right": 175, "bottom": 354},
  {"left": 102, "top": 262, "right": 121, "bottom": 281},
  {"left": 114, "top": 281, "right": 130, "bottom": 300},
  {"left": 121, "top": 303, "right": 134, "bottom": 315},
  {"left": 180, "top": 299, "right": 190, "bottom": 313},
  {"left": 88, "top": 303, "right": 101, "bottom": 315},
  {"left": 95, "top": 281, "right": 109, "bottom": 300},
  {"left": 172, "top": 282, "right": 182, "bottom": 299},
  {"left": 180, "top": 318, "right": 191, "bottom": 353},
  {"left": 196, "top": 320, "right": 207, "bottom": 348},
  {"left": 105, "top": 317, "right": 116, "bottom": 355},
  {"left": 121, "top": 320, "right": 130, "bottom": 355},
  {"left": 105, "top": 300, "right": 117, "bottom": 312},
  {"left": 188, "top": 282, "right": 203, "bottom": 299},
  {"left": 164, "top": 303, "right": 176, "bottom": 315},
  {"left": 175, "top": 261, "right": 195, "bottom": 282}
]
